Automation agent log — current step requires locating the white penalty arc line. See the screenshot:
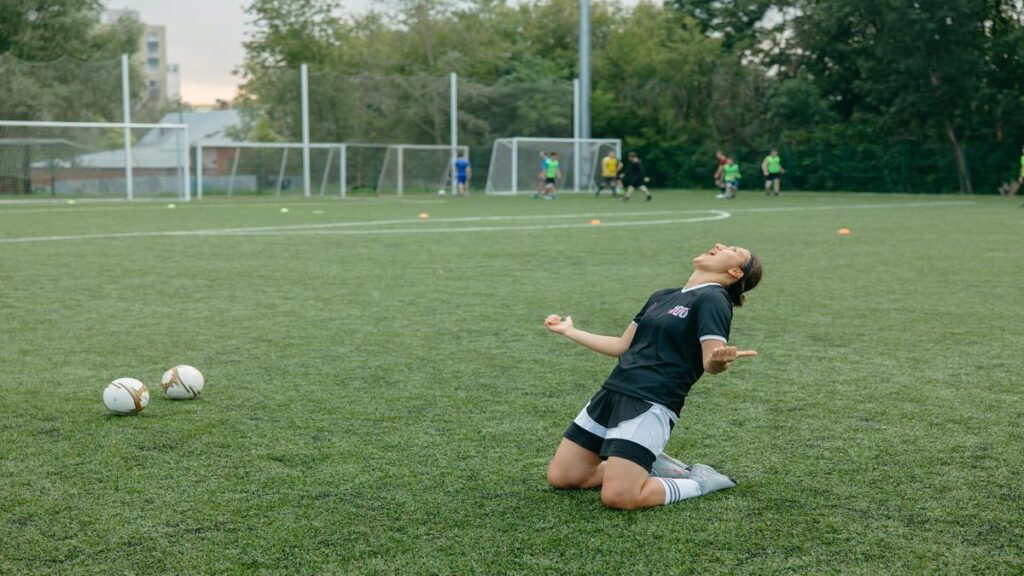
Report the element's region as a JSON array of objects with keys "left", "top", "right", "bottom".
[
  {"left": 0, "top": 200, "right": 975, "bottom": 244},
  {"left": 0, "top": 211, "right": 734, "bottom": 244},
  {"left": 216, "top": 212, "right": 734, "bottom": 237}
]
